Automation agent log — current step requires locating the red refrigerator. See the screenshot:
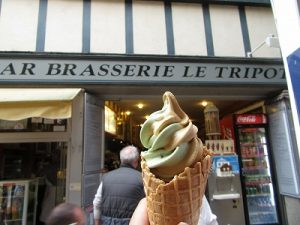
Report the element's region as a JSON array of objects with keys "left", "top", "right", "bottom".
[{"left": 233, "top": 114, "right": 282, "bottom": 225}]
